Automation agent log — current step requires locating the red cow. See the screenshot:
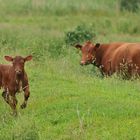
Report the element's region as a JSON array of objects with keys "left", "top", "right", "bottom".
[
  {"left": 75, "top": 41, "right": 140, "bottom": 77},
  {"left": 1, "top": 55, "right": 32, "bottom": 115}
]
